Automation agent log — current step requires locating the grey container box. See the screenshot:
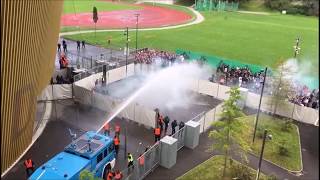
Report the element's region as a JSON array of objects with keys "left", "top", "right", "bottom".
[
  {"left": 160, "top": 136, "right": 178, "bottom": 169},
  {"left": 184, "top": 120, "right": 200, "bottom": 149}
]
